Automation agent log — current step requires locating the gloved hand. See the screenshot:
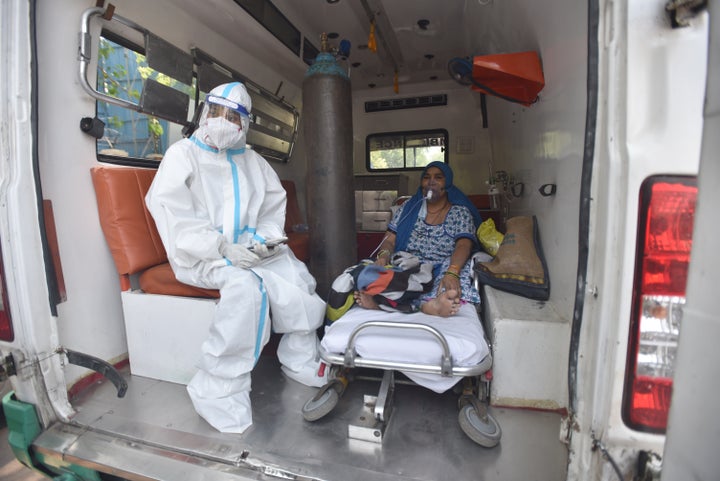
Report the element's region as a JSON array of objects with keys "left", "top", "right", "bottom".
[
  {"left": 391, "top": 251, "right": 420, "bottom": 270},
  {"left": 252, "top": 241, "right": 281, "bottom": 259},
  {"left": 220, "top": 242, "right": 261, "bottom": 268}
]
